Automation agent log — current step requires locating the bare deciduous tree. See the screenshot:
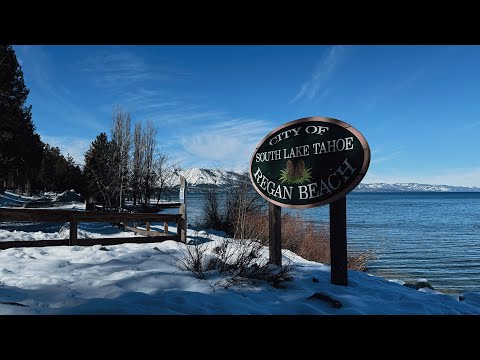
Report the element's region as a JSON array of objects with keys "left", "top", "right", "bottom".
[
  {"left": 154, "top": 151, "right": 181, "bottom": 203},
  {"left": 131, "top": 121, "right": 144, "bottom": 205},
  {"left": 111, "top": 107, "right": 131, "bottom": 211},
  {"left": 141, "top": 119, "right": 156, "bottom": 204}
]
